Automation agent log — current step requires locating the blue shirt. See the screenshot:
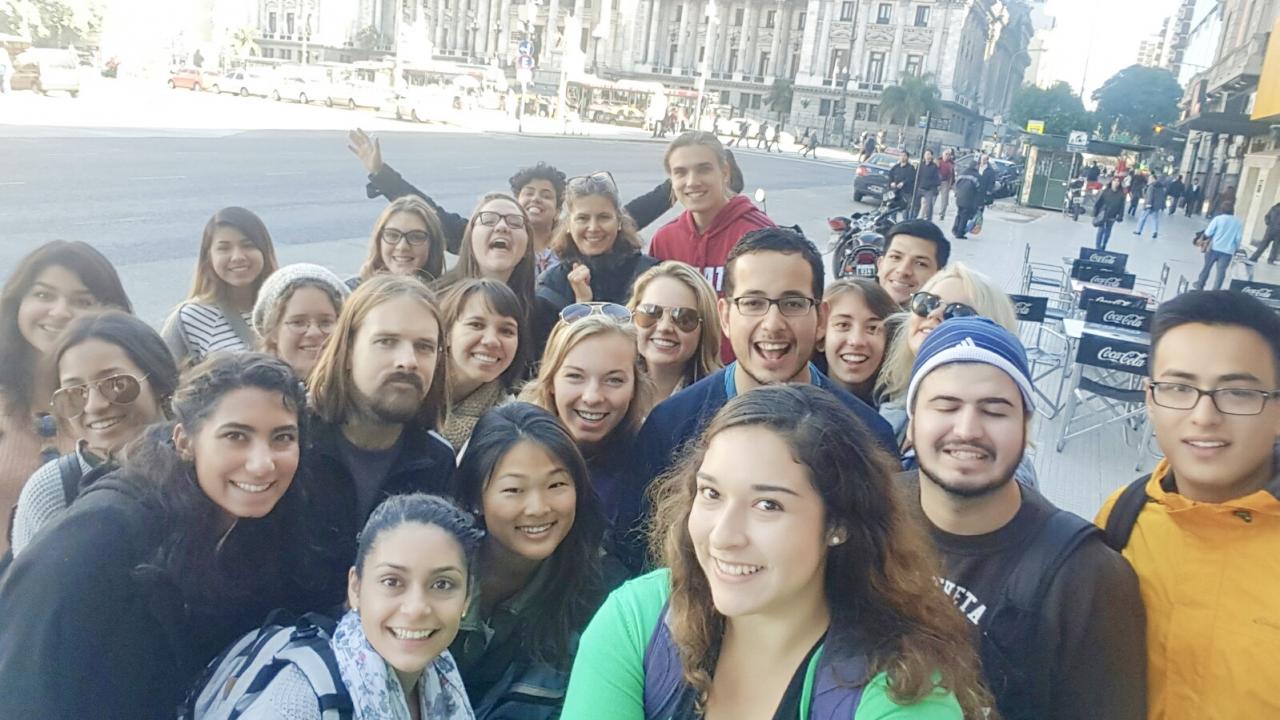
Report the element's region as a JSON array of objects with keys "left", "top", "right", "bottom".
[{"left": 1205, "top": 214, "right": 1244, "bottom": 254}]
